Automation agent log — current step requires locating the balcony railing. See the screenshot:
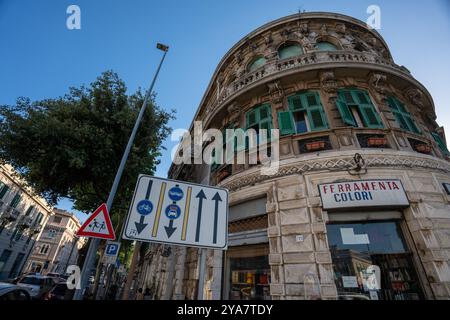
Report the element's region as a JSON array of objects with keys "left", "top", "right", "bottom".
[
  {"left": 20, "top": 216, "right": 34, "bottom": 228},
  {"left": 215, "top": 51, "right": 410, "bottom": 107},
  {"left": 0, "top": 206, "right": 20, "bottom": 222}
]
